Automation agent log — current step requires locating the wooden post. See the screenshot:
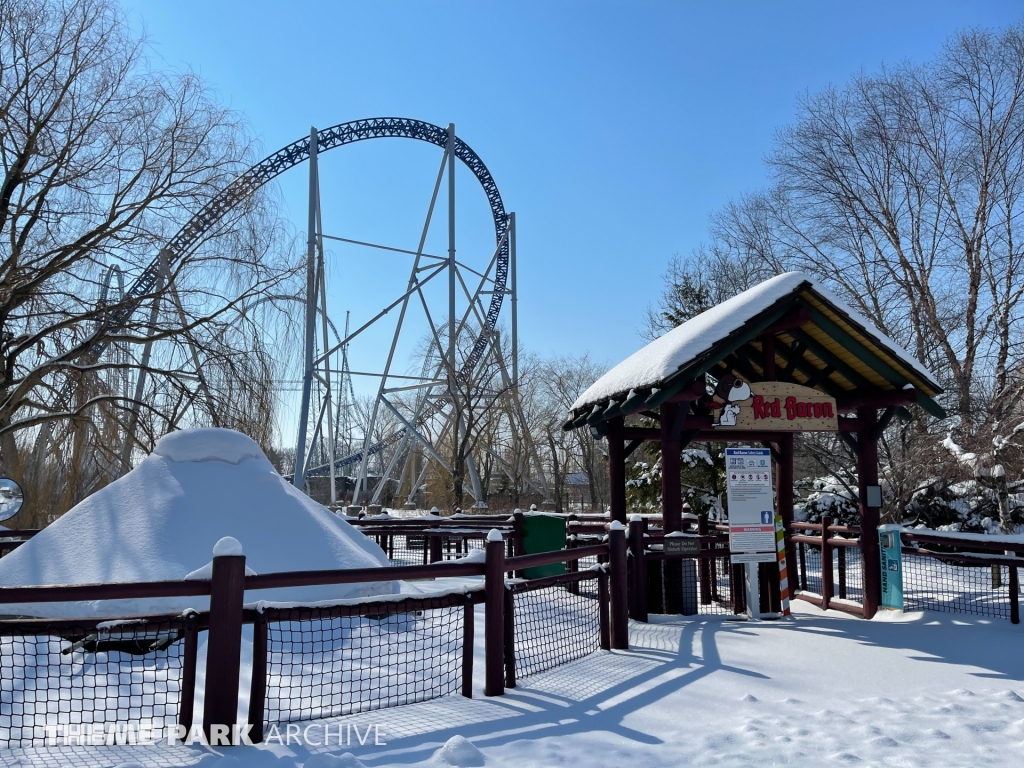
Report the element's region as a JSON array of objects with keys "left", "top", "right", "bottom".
[
  {"left": 203, "top": 539, "right": 246, "bottom": 745},
  {"left": 248, "top": 612, "right": 267, "bottom": 744},
  {"left": 698, "top": 514, "right": 712, "bottom": 605},
  {"left": 513, "top": 509, "right": 526, "bottom": 578},
  {"left": 609, "top": 521, "right": 629, "bottom": 650},
  {"left": 462, "top": 593, "right": 475, "bottom": 697},
  {"left": 503, "top": 588, "right": 517, "bottom": 688},
  {"left": 513, "top": 509, "right": 526, "bottom": 557},
  {"left": 598, "top": 569, "right": 611, "bottom": 650},
  {"left": 628, "top": 515, "right": 648, "bottom": 622},
  {"left": 799, "top": 542, "right": 807, "bottom": 591},
  {"left": 429, "top": 532, "right": 443, "bottom": 564},
  {"left": 820, "top": 515, "right": 833, "bottom": 611},
  {"left": 567, "top": 529, "right": 579, "bottom": 595},
  {"left": 484, "top": 529, "right": 505, "bottom": 696},
  {"left": 608, "top": 416, "right": 627, "bottom": 524},
  {"left": 779, "top": 433, "right": 796, "bottom": 590},
  {"left": 179, "top": 611, "right": 199, "bottom": 733},
  {"left": 857, "top": 406, "right": 881, "bottom": 619},
  {"left": 661, "top": 402, "right": 683, "bottom": 614},
  {"left": 1010, "top": 566, "right": 1019, "bottom": 626}
]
